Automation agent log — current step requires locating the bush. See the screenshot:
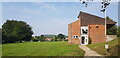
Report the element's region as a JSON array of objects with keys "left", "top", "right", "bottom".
[
  {"left": 117, "top": 26, "right": 120, "bottom": 38},
  {"left": 32, "top": 39, "right": 38, "bottom": 42},
  {"left": 88, "top": 37, "right": 92, "bottom": 44},
  {"left": 108, "top": 45, "right": 120, "bottom": 56},
  {"left": 107, "top": 26, "right": 117, "bottom": 35}
]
